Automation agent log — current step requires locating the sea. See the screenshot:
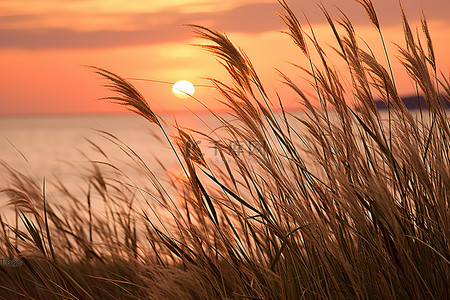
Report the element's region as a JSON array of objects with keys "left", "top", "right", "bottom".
[
  {"left": 0, "top": 110, "right": 434, "bottom": 182},
  {"left": 0, "top": 110, "right": 436, "bottom": 220},
  {"left": 0, "top": 112, "right": 225, "bottom": 184},
  {"left": 1, "top": 114, "right": 166, "bottom": 180},
  {"left": 0, "top": 113, "right": 221, "bottom": 220}
]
